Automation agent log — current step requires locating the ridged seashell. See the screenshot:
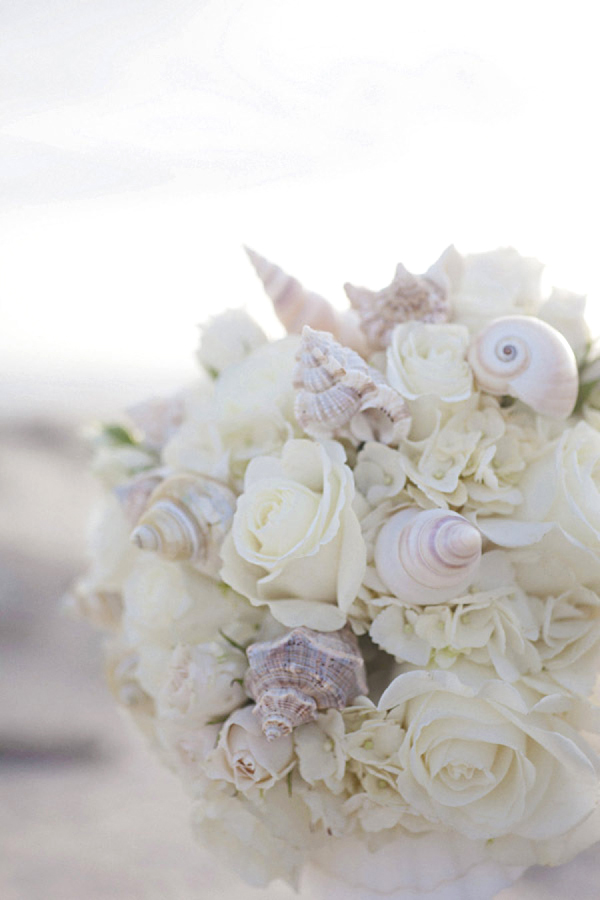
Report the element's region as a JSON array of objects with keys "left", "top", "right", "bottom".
[
  {"left": 130, "top": 473, "right": 237, "bottom": 576},
  {"left": 245, "top": 247, "right": 368, "bottom": 355},
  {"left": 374, "top": 508, "right": 482, "bottom": 605},
  {"left": 114, "top": 471, "right": 164, "bottom": 524},
  {"left": 293, "top": 326, "right": 411, "bottom": 444},
  {"left": 127, "top": 394, "right": 184, "bottom": 451},
  {"left": 245, "top": 626, "right": 368, "bottom": 741},
  {"left": 467, "top": 315, "right": 579, "bottom": 418},
  {"left": 344, "top": 245, "right": 461, "bottom": 351}
]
